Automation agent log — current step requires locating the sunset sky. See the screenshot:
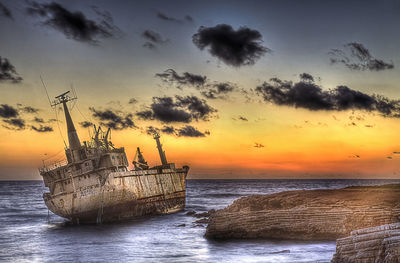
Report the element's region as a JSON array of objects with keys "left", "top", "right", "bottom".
[{"left": 1, "top": 0, "right": 400, "bottom": 180}]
